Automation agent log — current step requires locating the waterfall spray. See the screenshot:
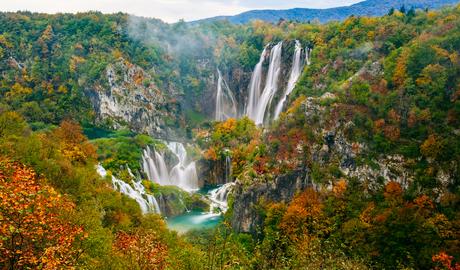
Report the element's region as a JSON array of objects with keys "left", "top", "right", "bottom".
[
  {"left": 253, "top": 41, "right": 283, "bottom": 125},
  {"left": 274, "top": 40, "right": 304, "bottom": 120},
  {"left": 215, "top": 69, "right": 238, "bottom": 121},
  {"left": 97, "top": 165, "right": 161, "bottom": 214},
  {"left": 246, "top": 45, "right": 268, "bottom": 118},
  {"left": 142, "top": 142, "right": 199, "bottom": 192}
]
